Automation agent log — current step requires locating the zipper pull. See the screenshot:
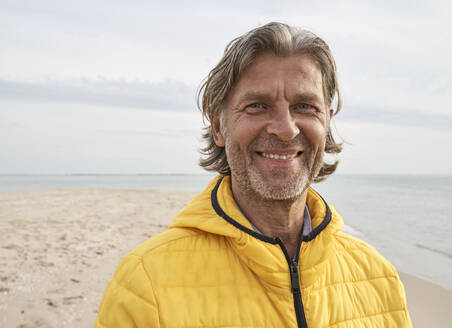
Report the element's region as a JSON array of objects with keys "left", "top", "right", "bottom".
[{"left": 290, "top": 261, "right": 301, "bottom": 294}]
